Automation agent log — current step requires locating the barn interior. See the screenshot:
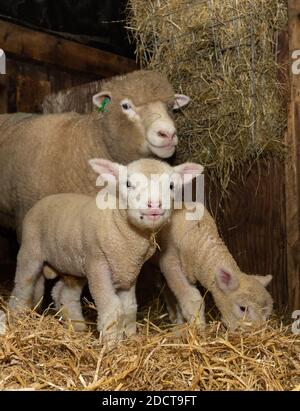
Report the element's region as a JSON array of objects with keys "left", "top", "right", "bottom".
[{"left": 0, "top": 0, "right": 299, "bottom": 391}]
